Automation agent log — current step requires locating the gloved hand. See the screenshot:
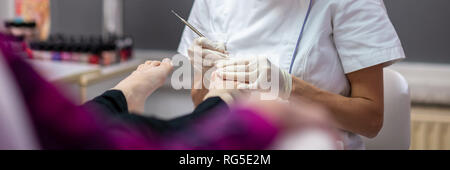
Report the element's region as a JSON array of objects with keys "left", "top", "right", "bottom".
[
  {"left": 204, "top": 71, "right": 242, "bottom": 105},
  {"left": 187, "top": 37, "right": 228, "bottom": 106},
  {"left": 216, "top": 56, "right": 292, "bottom": 100},
  {"left": 188, "top": 37, "right": 228, "bottom": 75}
]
